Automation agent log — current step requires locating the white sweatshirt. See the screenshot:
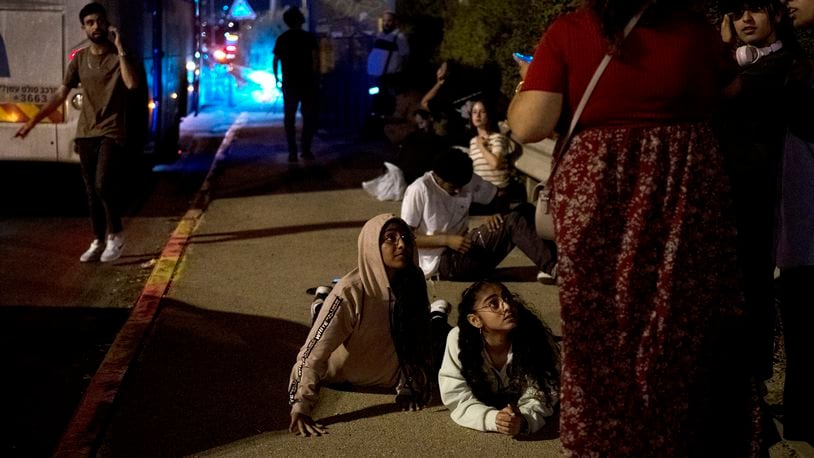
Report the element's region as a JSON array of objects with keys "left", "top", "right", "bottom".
[{"left": 438, "top": 326, "right": 556, "bottom": 434}]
